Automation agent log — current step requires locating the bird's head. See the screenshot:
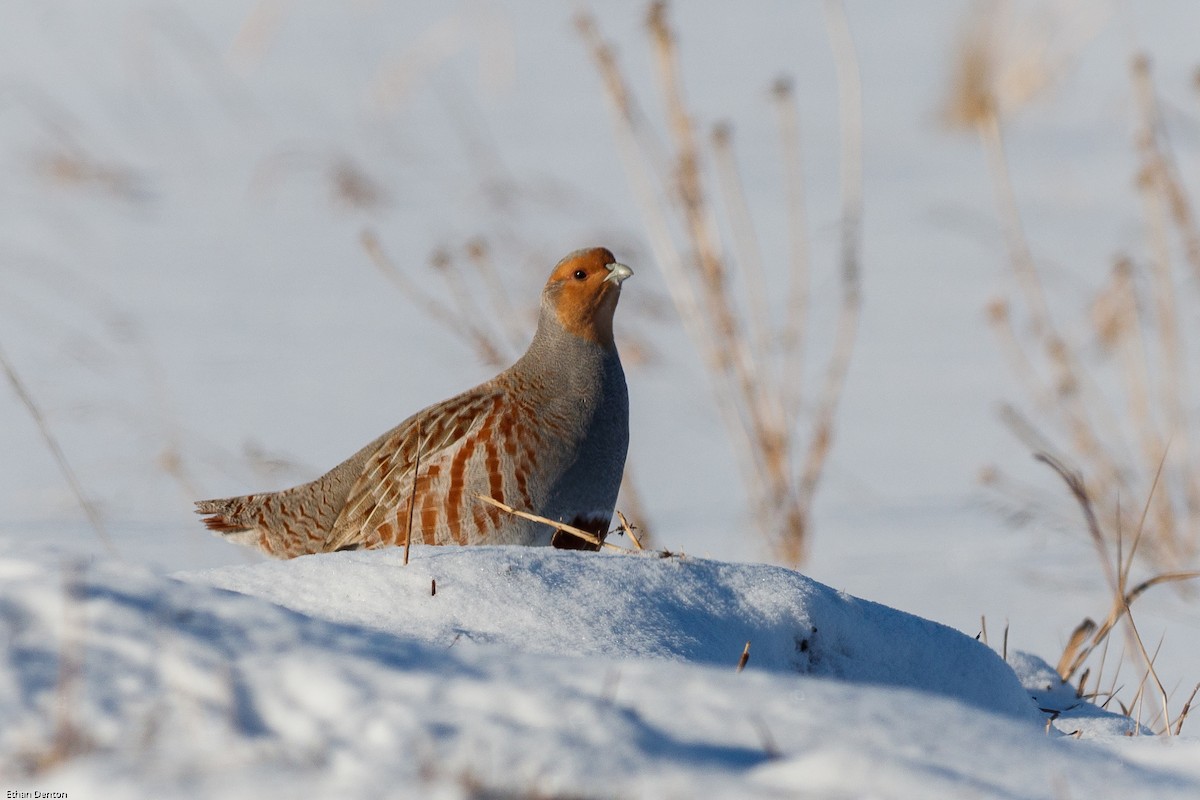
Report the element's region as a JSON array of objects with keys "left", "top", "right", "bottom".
[{"left": 542, "top": 247, "right": 633, "bottom": 348}]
